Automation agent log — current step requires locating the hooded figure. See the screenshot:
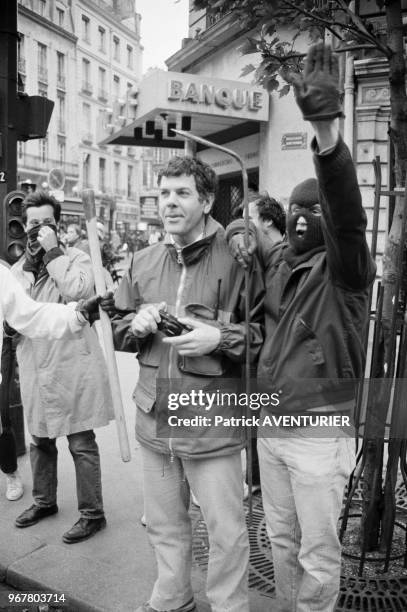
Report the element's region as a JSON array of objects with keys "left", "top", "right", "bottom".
[{"left": 286, "top": 178, "right": 324, "bottom": 255}]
